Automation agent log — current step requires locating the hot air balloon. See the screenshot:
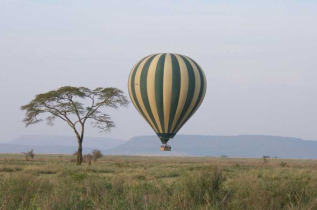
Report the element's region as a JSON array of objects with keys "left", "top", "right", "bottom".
[{"left": 128, "top": 53, "right": 207, "bottom": 151}]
